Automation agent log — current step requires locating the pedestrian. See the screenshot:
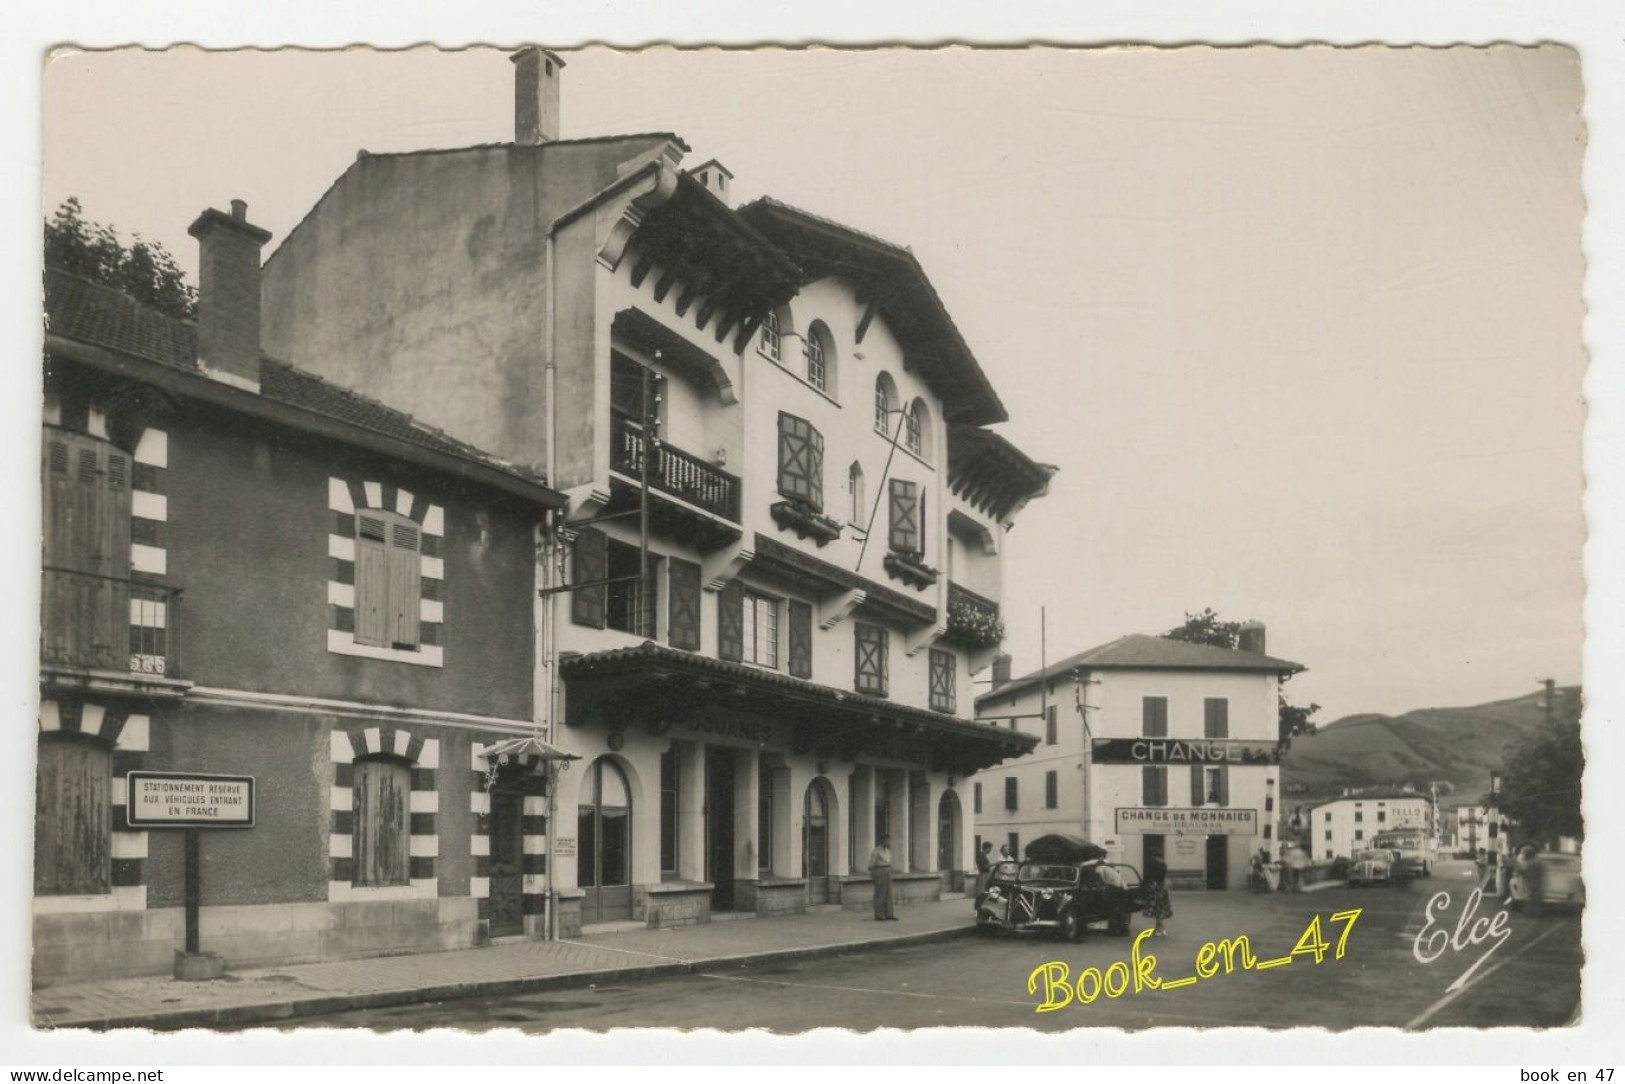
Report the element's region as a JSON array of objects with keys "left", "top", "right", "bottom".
[
  {"left": 1514, "top": 846, "right": 1544, "bottom": 916},
  {"left": 1250, "top": 848, "right": 1267, "bottom": 892},
  {"left": 1482, "top": 848, "right": 1500, "bottom": 893},
  {"left": 1285, "top": 844, "right": 1310, "bottom": 892},
  {"left": 973, "top": 840, "right": 994, "bottom": 899},
  {"left": 1474, "top": 847, "right": 1488, "bottom": 888},
  {"left": 999, "top": 842, "right": 1016, "bottom": 862},
  {"left": 869, "top": 834, "right": 898, "bottom": 921},
  {"left": 1143, "top": 857, "right": 1173, "bottom": 937}
]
